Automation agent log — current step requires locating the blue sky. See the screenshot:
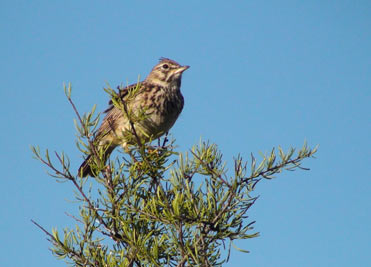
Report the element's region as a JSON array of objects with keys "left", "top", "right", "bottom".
[{"left": 1, "top": 1, "right": 370, "bottom": 266}]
